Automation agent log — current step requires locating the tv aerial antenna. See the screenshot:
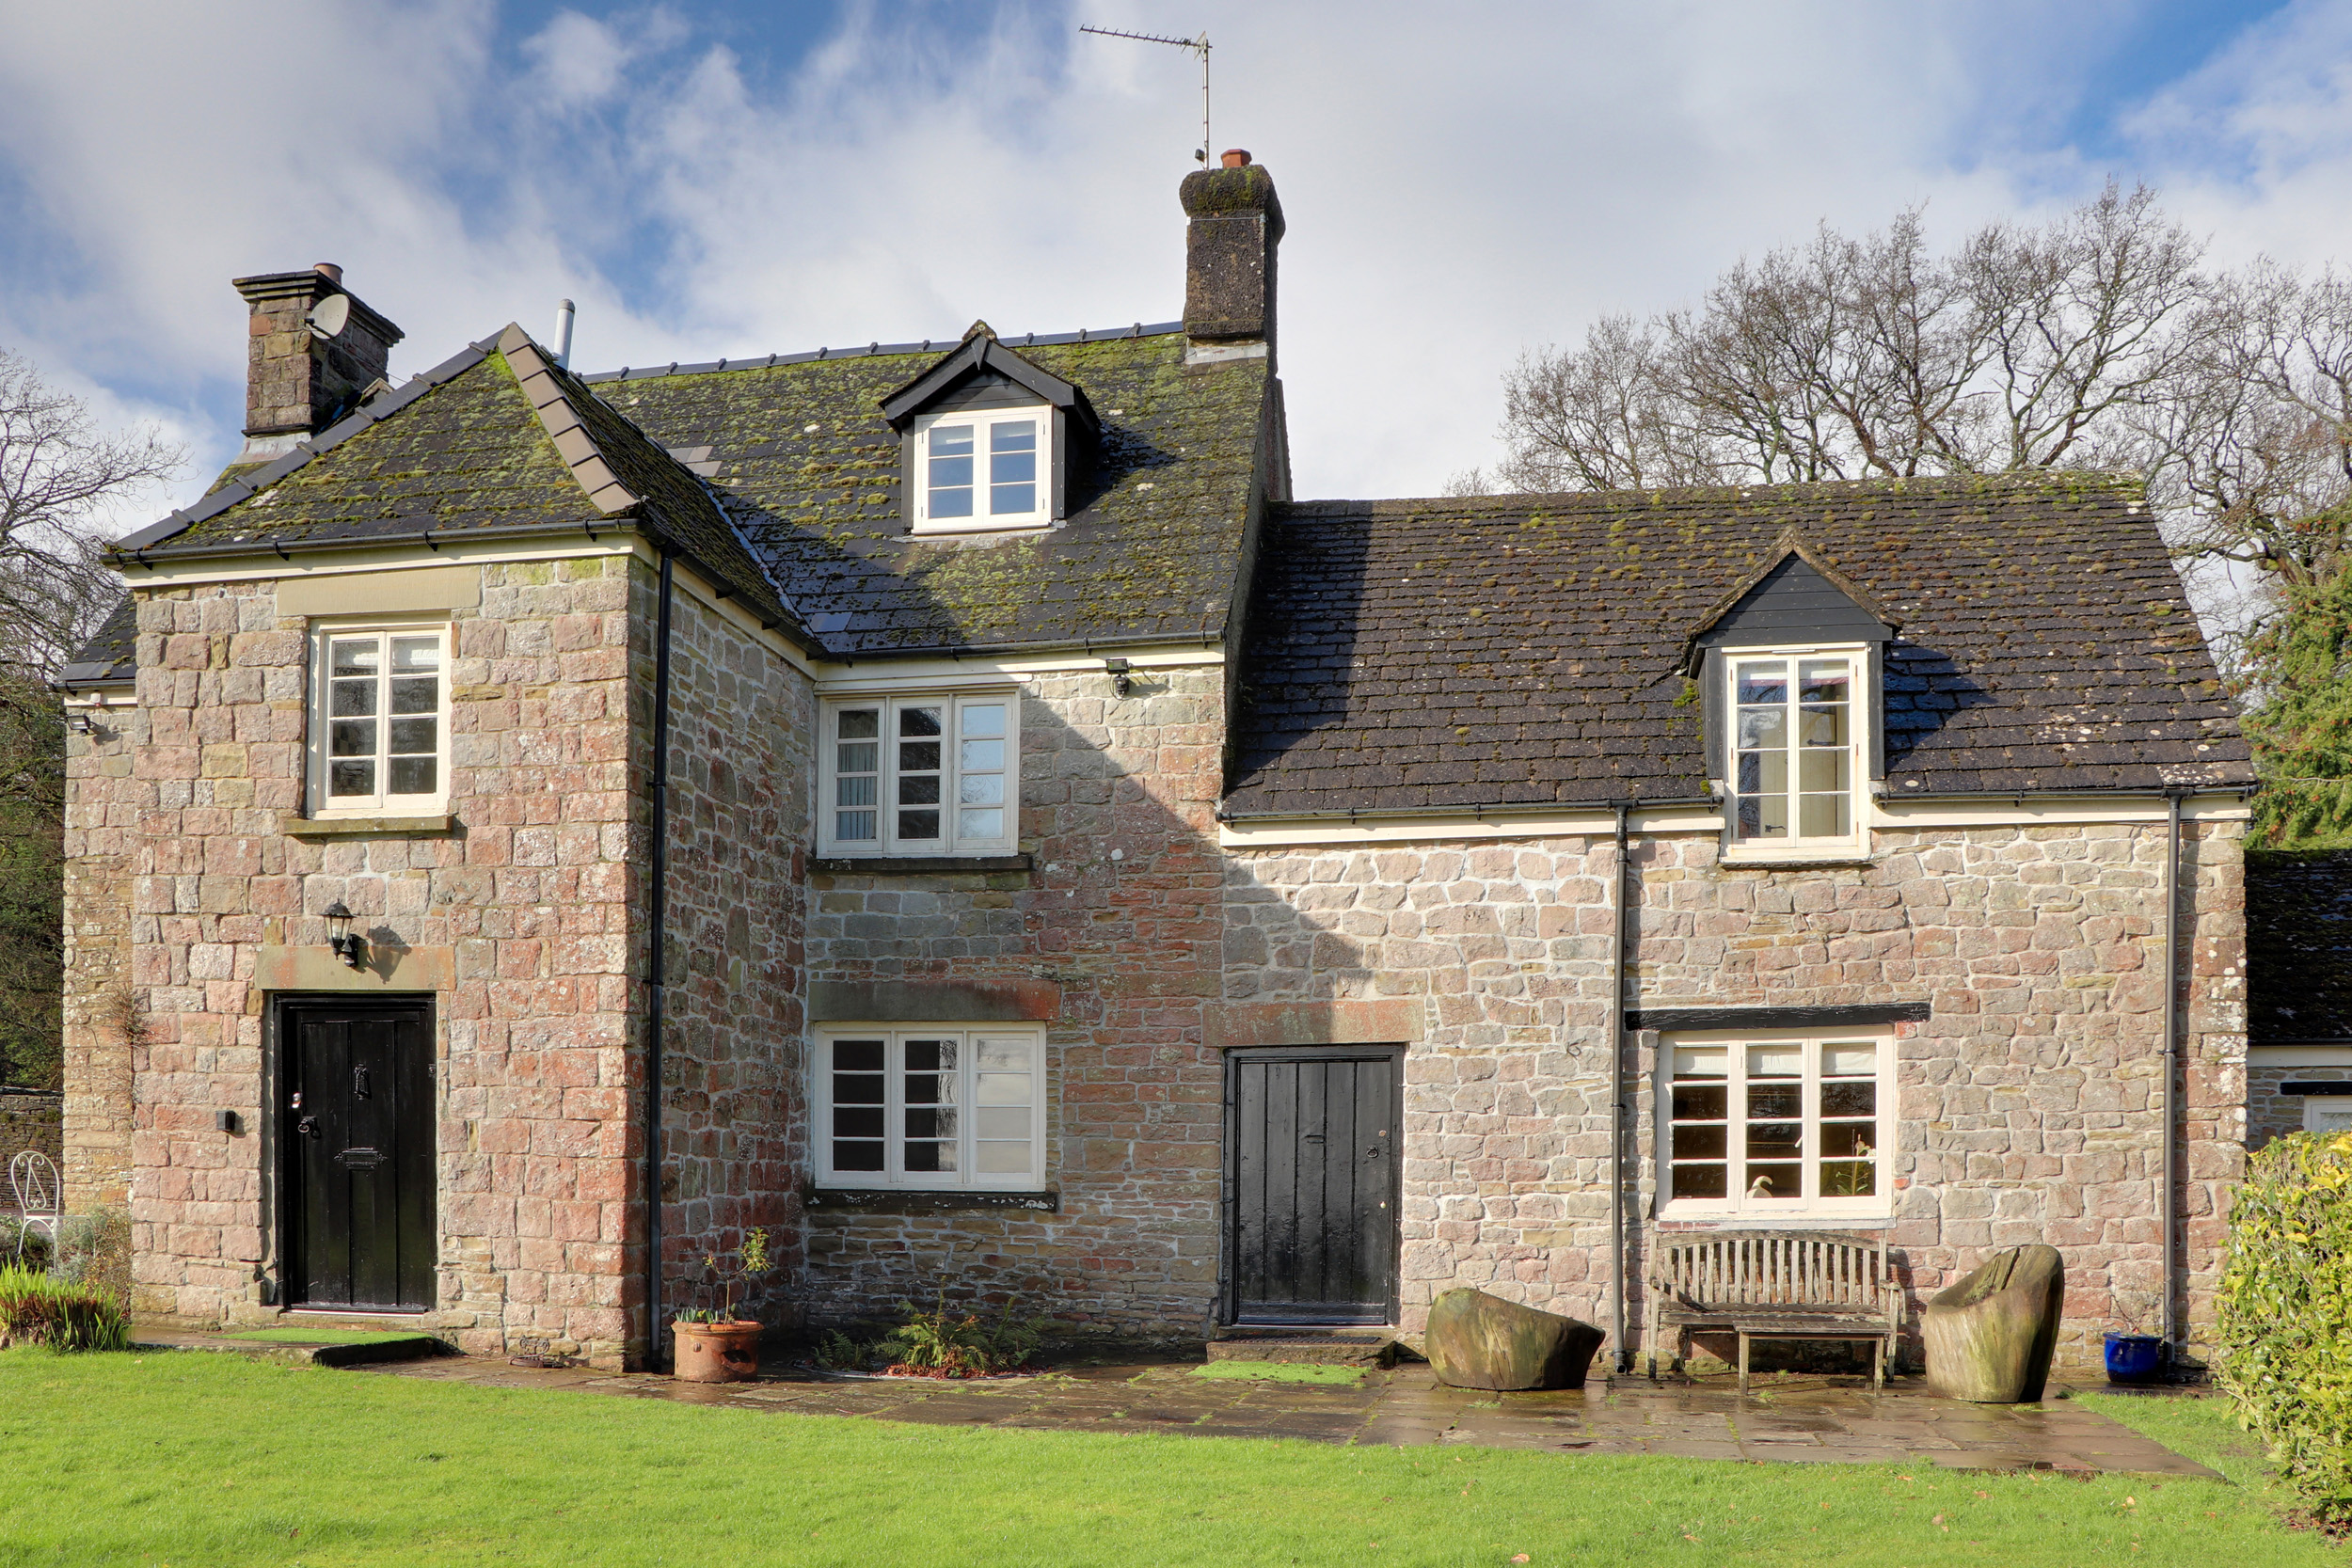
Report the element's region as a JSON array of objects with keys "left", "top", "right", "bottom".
[{"left": 1079, "top": 24, "right": 1213, "bottom": 168}]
